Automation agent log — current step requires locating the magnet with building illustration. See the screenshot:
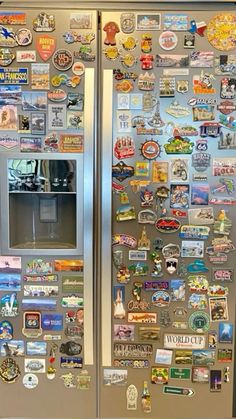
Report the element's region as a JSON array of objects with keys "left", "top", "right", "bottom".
[{"left": 33, "top": 13, "right": 55, "bottom": 32}]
